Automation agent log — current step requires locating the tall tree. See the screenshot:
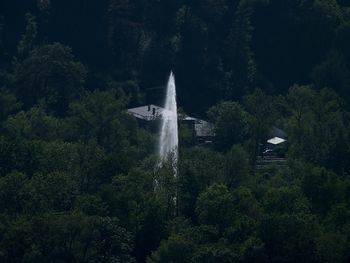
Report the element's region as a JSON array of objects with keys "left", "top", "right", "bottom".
[
  {"left": 13, "top": 43, "right": 87, "bottom": 114},
  {"left": 208, "top": 101, "right": 249, "bottom": 151}
]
